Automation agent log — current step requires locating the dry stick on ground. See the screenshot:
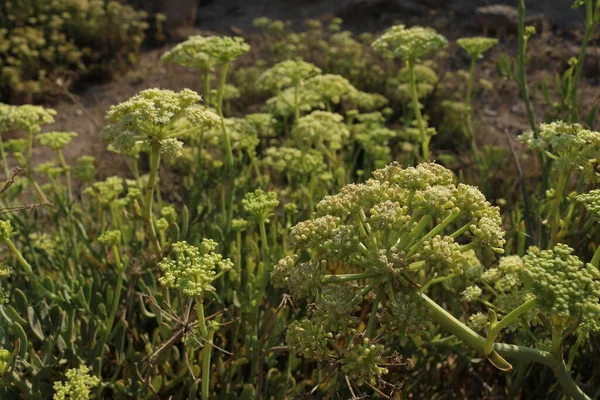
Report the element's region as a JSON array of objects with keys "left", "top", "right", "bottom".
[{"left": 0, "top": 165, "right": 52, "bottom": 213}]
